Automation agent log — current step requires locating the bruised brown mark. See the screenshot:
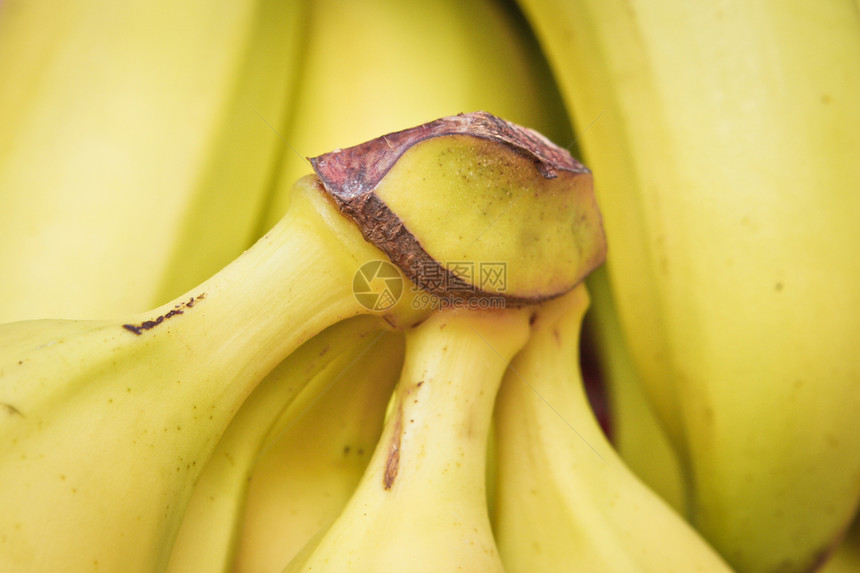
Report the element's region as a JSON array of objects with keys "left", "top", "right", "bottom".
[
  {"left": 383, "top": 407, "right": 404, "bottom": 490},
  {"left": 123, "top": 293, "right": 205, "bottom": 335},
  {"left": 1, "top": 402, "right": 24, "bottom": 417}
]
